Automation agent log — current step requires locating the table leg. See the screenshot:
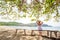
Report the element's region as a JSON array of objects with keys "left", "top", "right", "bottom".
[
  {"left": 24, "top": 29, "right": 26, "bottom": 35},
  {"left": 31, "top": 30, "right": 34, "bottom": 36}
]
